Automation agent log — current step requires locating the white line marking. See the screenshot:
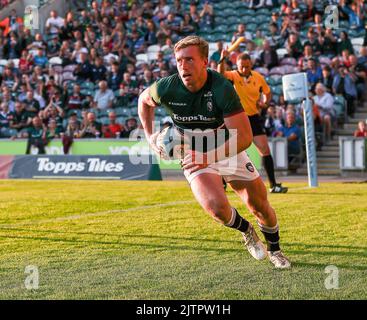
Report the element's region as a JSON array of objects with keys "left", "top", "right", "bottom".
[
  {"left": 0, "top": 200, "right": 197, "bottom": 228},
  {"left": 0, "top": 187, "right": 309, "bottom": 229}
]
